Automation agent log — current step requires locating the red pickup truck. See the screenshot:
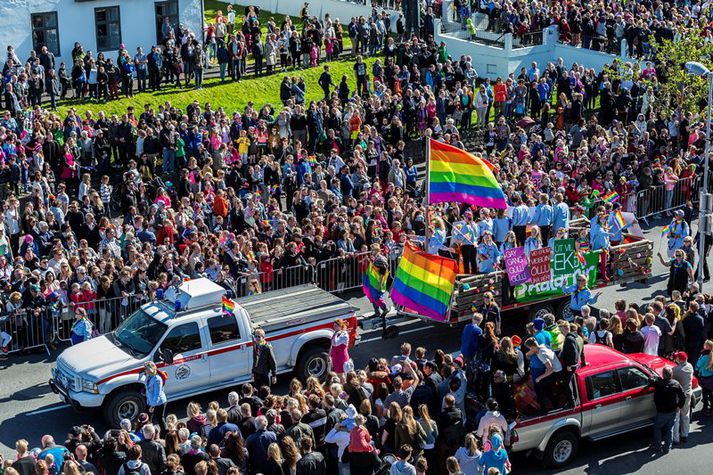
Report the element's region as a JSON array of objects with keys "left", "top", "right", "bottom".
[{"left": 510, "top": 345, "right": 702, "bottom": 468}]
